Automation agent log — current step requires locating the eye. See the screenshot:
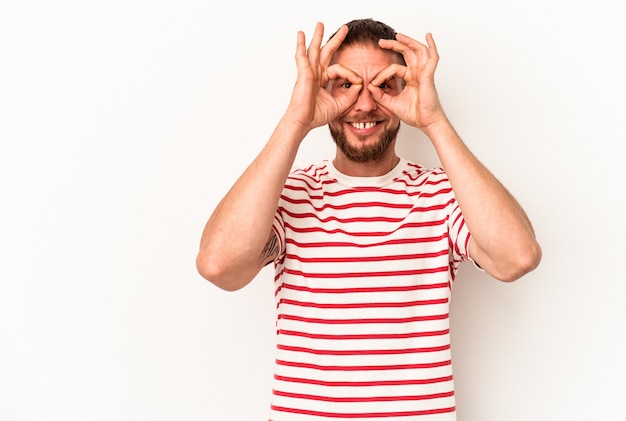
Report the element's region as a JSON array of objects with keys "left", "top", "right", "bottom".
[
  {"left": 340, "top": 81, "right": 353, "bottom": 89},
  {"left": 378, "top": 82, "right": 390, "bottom": 90}
]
